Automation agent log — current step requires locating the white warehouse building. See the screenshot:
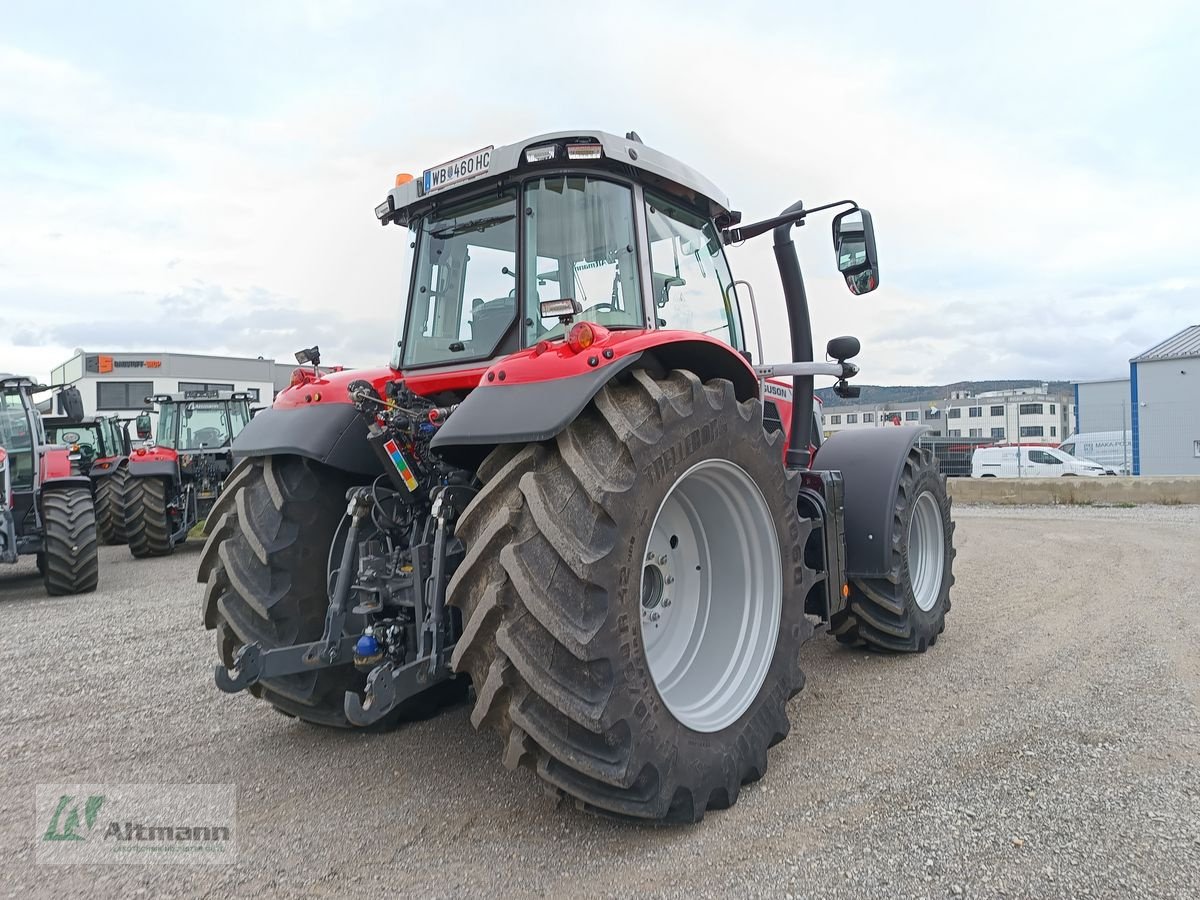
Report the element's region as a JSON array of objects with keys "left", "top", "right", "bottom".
[
  {"left": 49, "top": 350, "right": 311, "bottom": 418},
  {"left": 823, "top": 384, "right": 1074, "bottom": 444}
]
